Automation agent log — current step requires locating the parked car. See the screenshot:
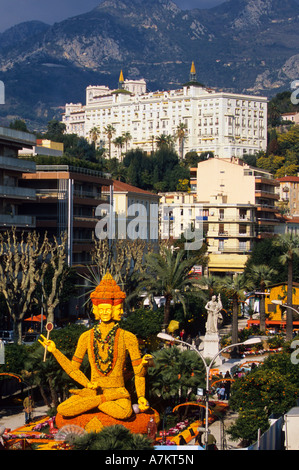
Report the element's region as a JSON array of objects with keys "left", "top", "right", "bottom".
[{"left": 0, "top": 330, "right": 14, "bottom": 344}]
